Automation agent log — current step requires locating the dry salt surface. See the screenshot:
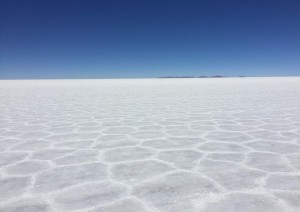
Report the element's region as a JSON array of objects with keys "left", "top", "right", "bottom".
[{"left": 0, "top": 77, "right": 300, "bottom": 212}]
